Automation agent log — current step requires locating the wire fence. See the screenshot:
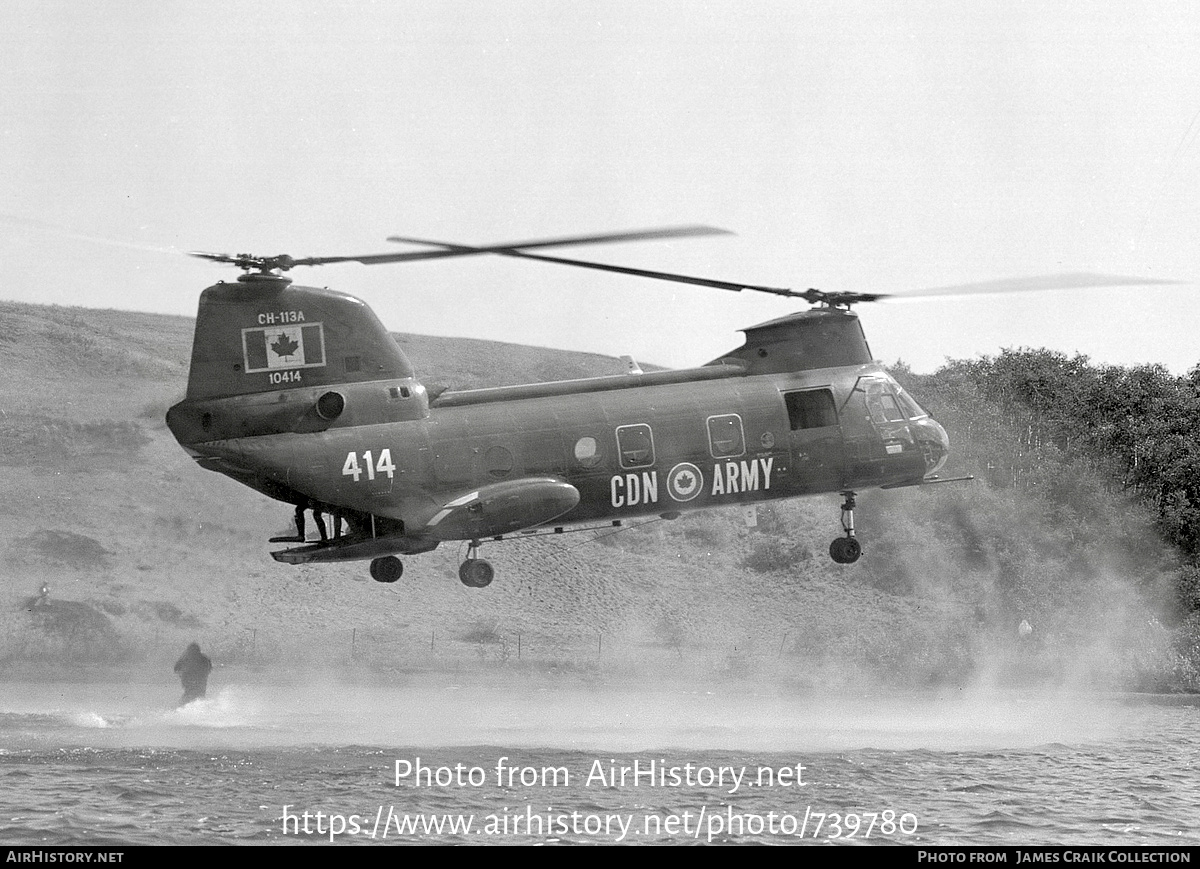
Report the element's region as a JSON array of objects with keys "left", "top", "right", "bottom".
[{"left": 195, "top": 624, "right": 783, "bottom": 675}]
